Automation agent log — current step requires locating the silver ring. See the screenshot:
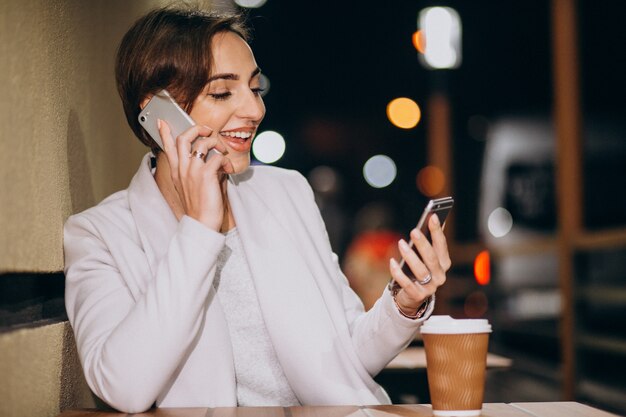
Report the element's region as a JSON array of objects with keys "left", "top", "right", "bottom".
[
  {"left": 417, "top": 274, "right": 432, "bottom": 285},
  {"left": 190, "top": 150, "right": 206, "bottom": 161}
]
